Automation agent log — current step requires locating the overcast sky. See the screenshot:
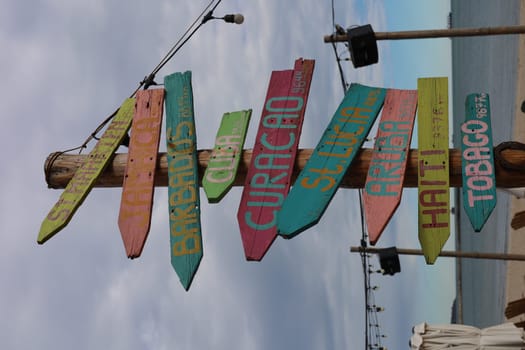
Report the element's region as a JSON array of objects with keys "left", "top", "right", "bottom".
[{"left": 1, "top": 0, "right": 453, "bottom": 349}]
